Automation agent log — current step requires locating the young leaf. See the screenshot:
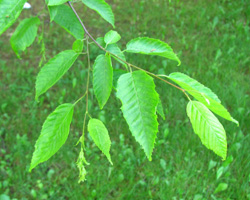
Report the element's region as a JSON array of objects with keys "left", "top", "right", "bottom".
[
  {"left": 81, "top": 0, "right": 115, "bottom": 27},
  {"left": 36, "top": 50, "right": 79, "bottom": 100},
  {"left": 104, "top": 30, "right": 121, "bottom": 45},
  {"left": 87, "top": 118, "right": 112, "bottom": 164},
  {"left": 168, "top": 72, "right": 238, "bottom": 125},
  {"left": 0, "top": 0, "right": 26, "bottom": 36},
  {"left": 116, "top": 71, "right": 159, "bottom": 161},
  {"left": 187, "top": 101, "right": 227, "bottom": 160},
  {"left": 49, "top": 5, "right": 84, "bottom": 39},
  {"left": 30, "top": 103, "right": 74, "bottom": 171},
  {"left": 125, "top": 37, "right": 181, "bottom": 65},
  {"left": 10, "top": 17, "right": 40, "bottom": 58},
  {"left": 72, "top": 39, "right": 84, "bottom": 53},
  {"left": 47, "top": 0, "right": 68, "bottom": 6},
  {"left": 156, "top": 98, "right": 165, "bottom": 120},
  {"left": 93, "top": 54, "right": 113, "bottom": 109}
]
